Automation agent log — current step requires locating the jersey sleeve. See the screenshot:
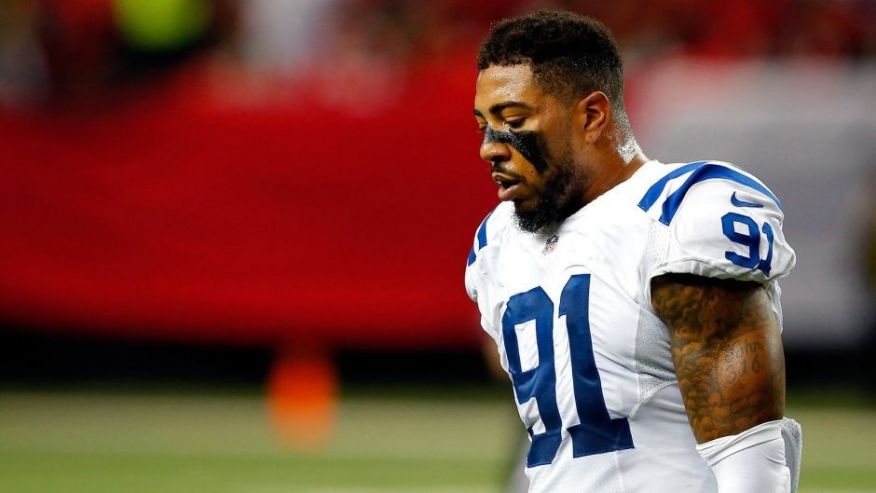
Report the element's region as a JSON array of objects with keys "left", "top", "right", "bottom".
[
  {"left": 464, "top": 209, "right": 496, "bottom": 303},
  {"left": 464, "top": 220, "right": 485, "bottom": 302},
  {"left": 642, "top": 163, "right": 796, "bottom": 285},
  {"left": 464, "top": 203, "right": 515, "bottom": 340}
]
